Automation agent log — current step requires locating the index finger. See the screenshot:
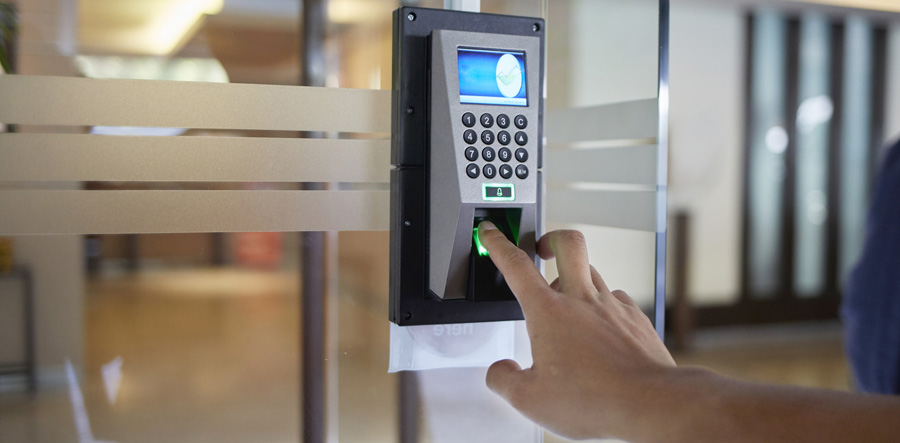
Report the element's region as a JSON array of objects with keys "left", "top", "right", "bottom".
[{"left": 477, "top": 221, "right": 548, "bottom": 309}]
